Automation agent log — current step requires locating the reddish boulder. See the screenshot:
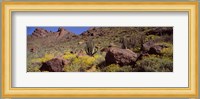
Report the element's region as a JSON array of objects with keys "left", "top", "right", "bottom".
[
  {"left": 40, "top": 58, "right": 67, "bottom": 72},
  {"left": 105, "top": 47, "right": 137, "bottom": 66},
  {"left": 142, "top": 41, "right": 154, "bottom": 52},
  {"left": 142, "top": 41, "right": 166, "bottom": 55},
  {"left": 148, "top": 45, "right": 162, "bottom": 55}
]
